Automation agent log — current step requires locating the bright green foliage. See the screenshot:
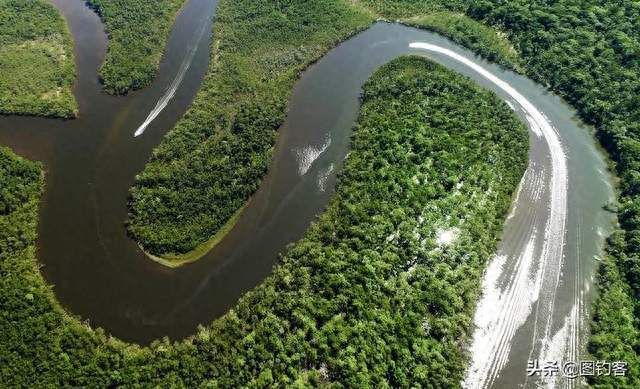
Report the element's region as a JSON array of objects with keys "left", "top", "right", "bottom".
[
  {"left": 589, "top": 240, "right": 640, "bottom": 388},
  {"left": 404, "top": 12, "right": 522, "bottom": 71},
  {"left": 0, "top": 56, "right": 527, "bottom": 386},
  {"left": 86, "top": 0, "right": 185, "bottom": 94},
  {"left": 0, "top": 0, "right": 77, "bottom": 118},
  {"left": 358, "top": 0, "right": 466, "bottom": 18},
  {"left": 127, "top": 0, "right": 373, "bottom": 257}
]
